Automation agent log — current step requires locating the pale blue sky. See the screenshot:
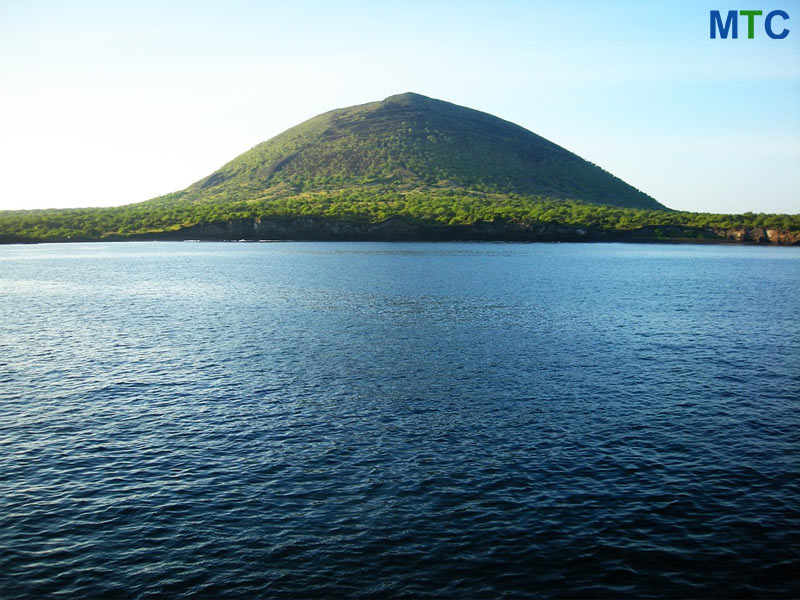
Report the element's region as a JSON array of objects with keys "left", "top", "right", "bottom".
[{"left": 1, "top": 0, "right": 798, "bottom": 213}]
